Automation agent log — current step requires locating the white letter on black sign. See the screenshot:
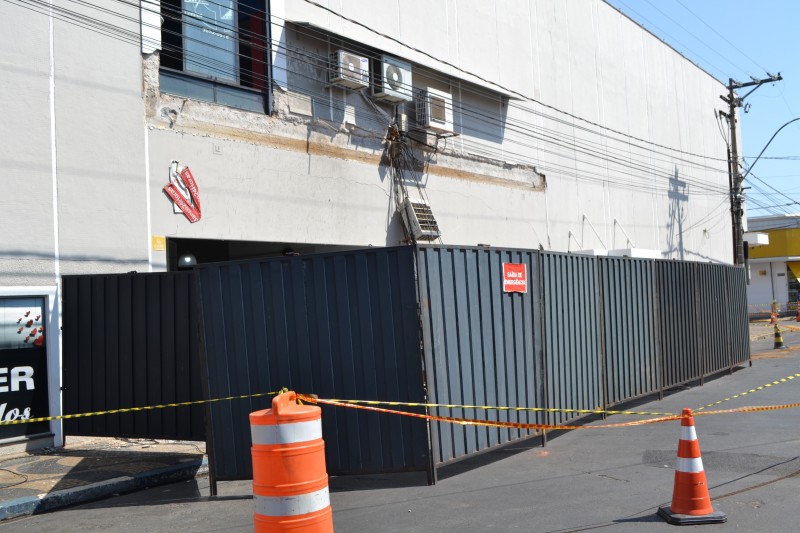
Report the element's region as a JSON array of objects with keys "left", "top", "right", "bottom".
[{"left": 11, "top": 367, "right": 34, "bottom": 391}]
